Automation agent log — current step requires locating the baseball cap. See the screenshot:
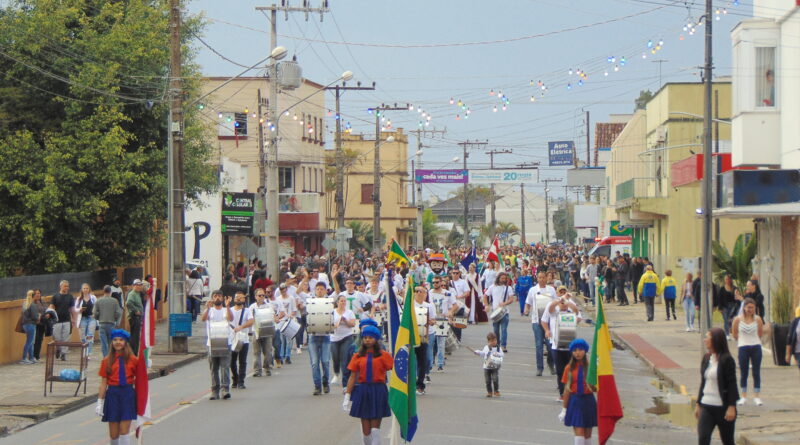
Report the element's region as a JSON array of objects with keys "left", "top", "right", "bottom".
[
  {"left": 132, "top": 279, "right": 143, "bottom": 285},
  {"left": 279, "top": 283, "right": 287, "bottom": 290}
]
